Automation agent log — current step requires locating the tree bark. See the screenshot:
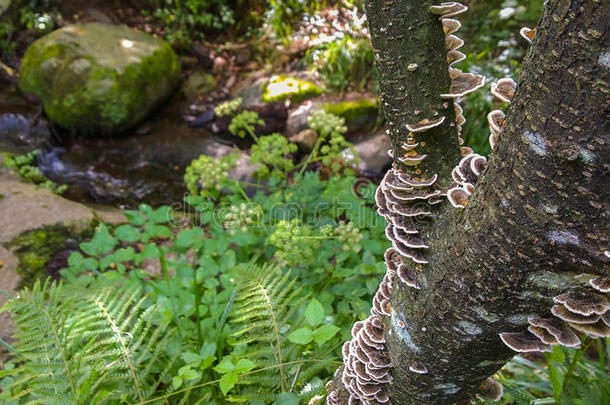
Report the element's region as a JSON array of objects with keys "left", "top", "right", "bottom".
[{"left": 329, "top": 0, "right": 609, "bottom": 403}]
